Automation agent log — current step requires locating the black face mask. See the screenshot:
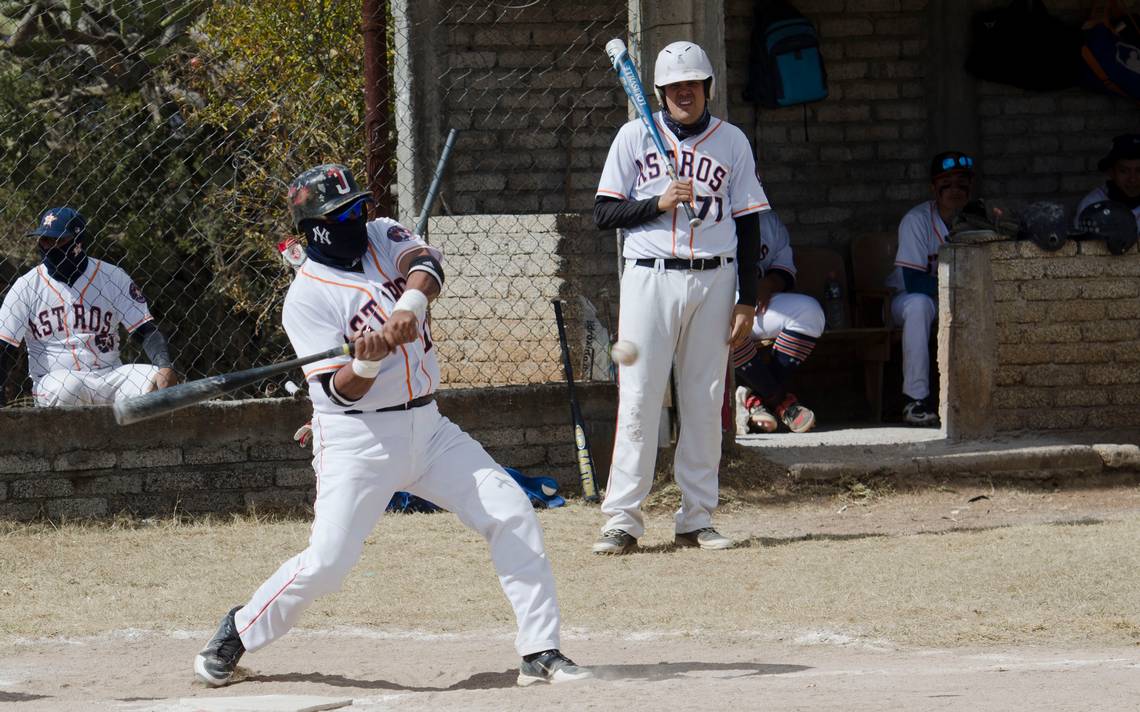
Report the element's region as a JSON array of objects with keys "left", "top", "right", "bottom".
[
  {"left": 40, "top": 239, "right": 89, "bottom": 285},
  {"left": 302, "top": 216, "right": 369, "bottom": 271}
]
